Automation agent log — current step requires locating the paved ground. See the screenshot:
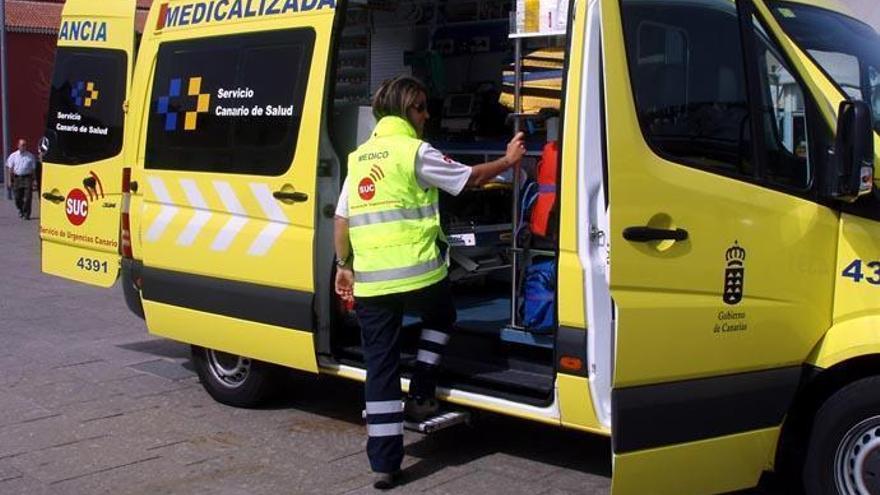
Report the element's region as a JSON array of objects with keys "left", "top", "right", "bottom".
[{"left": 0, "top": 193, "right": 782, "bottom": 495}]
